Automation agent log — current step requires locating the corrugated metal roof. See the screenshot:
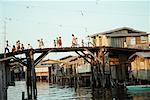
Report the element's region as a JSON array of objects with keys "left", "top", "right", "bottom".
[
  {"left": 129, "top": 52, "right": 150, "bottom": 60},
  {"left": 135, "top": 52, "right": 150, "bottom": 58},
  {"left": 89, "top": 27, "right": 146, "bottom": 38},
  {"left": 37, "top": 56, "right": 78, "bottom": 66},
  {"left": 41, "top": 59, "right": 62, "bottom": 64},
  {"left": 105, "top": 33, "right": 148, "bottom": 37}
]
